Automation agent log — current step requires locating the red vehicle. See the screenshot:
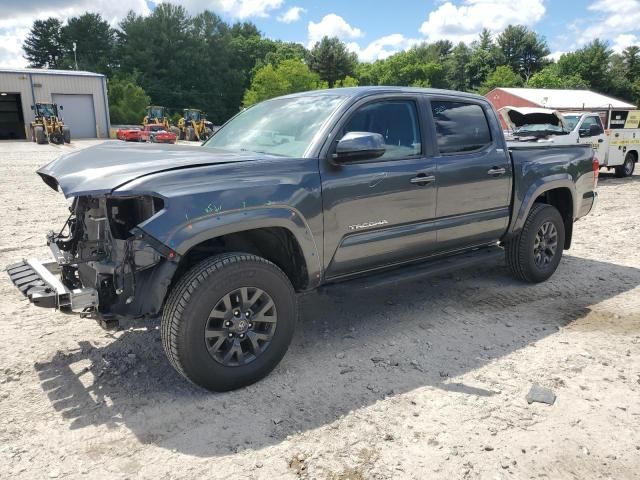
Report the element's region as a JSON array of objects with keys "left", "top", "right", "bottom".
[
  {"left": 116, "top": 127, "right": 142, "bottom": 142},
  {"left": 140, "top": 124, "right": 177, "bottom": 144}
]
